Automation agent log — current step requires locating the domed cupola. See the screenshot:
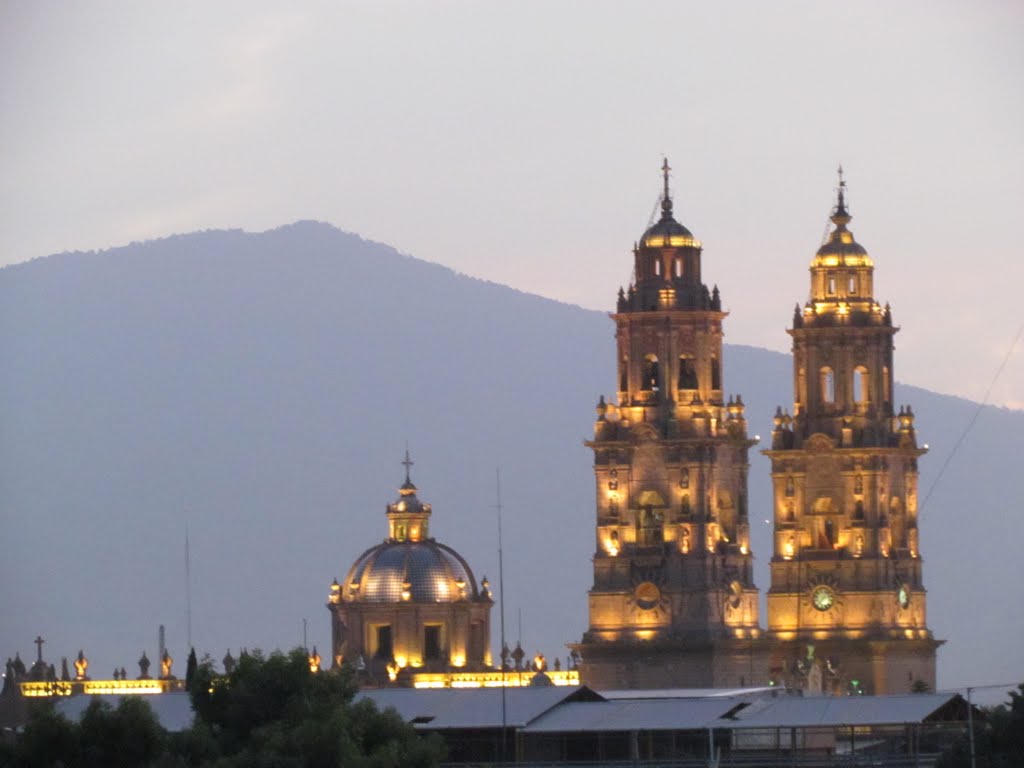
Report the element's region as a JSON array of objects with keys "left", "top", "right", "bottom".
[
  {"left": 620, "top": 159, "right": 717, "bottom": 313},
  {"left": 800, "top": 168, "right": 885, "bottom": 328},
  {"left": 327, "top": 451, "right": 493, "bottom": 679}
]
